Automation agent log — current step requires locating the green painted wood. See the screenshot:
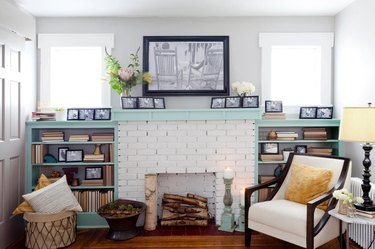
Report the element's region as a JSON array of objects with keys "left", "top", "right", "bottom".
[
  {"left": 76, "top": 212, "right": 109, "bottom": 228},
  {"left": 257, "top": 119, "right": 340, "bottom": 127},
  {"left": 258, "top": 139, "right": 339, "bottom": 143}
]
